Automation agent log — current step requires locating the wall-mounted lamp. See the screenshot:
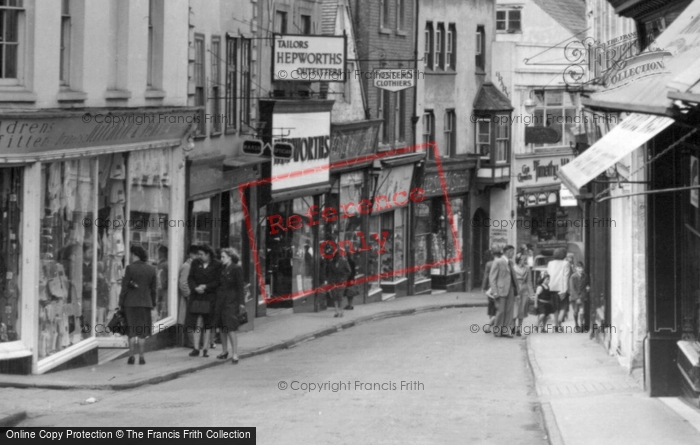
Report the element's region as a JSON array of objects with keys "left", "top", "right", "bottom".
[{"left": 523, "top": 90, "right": 537, "bottom": 113}]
